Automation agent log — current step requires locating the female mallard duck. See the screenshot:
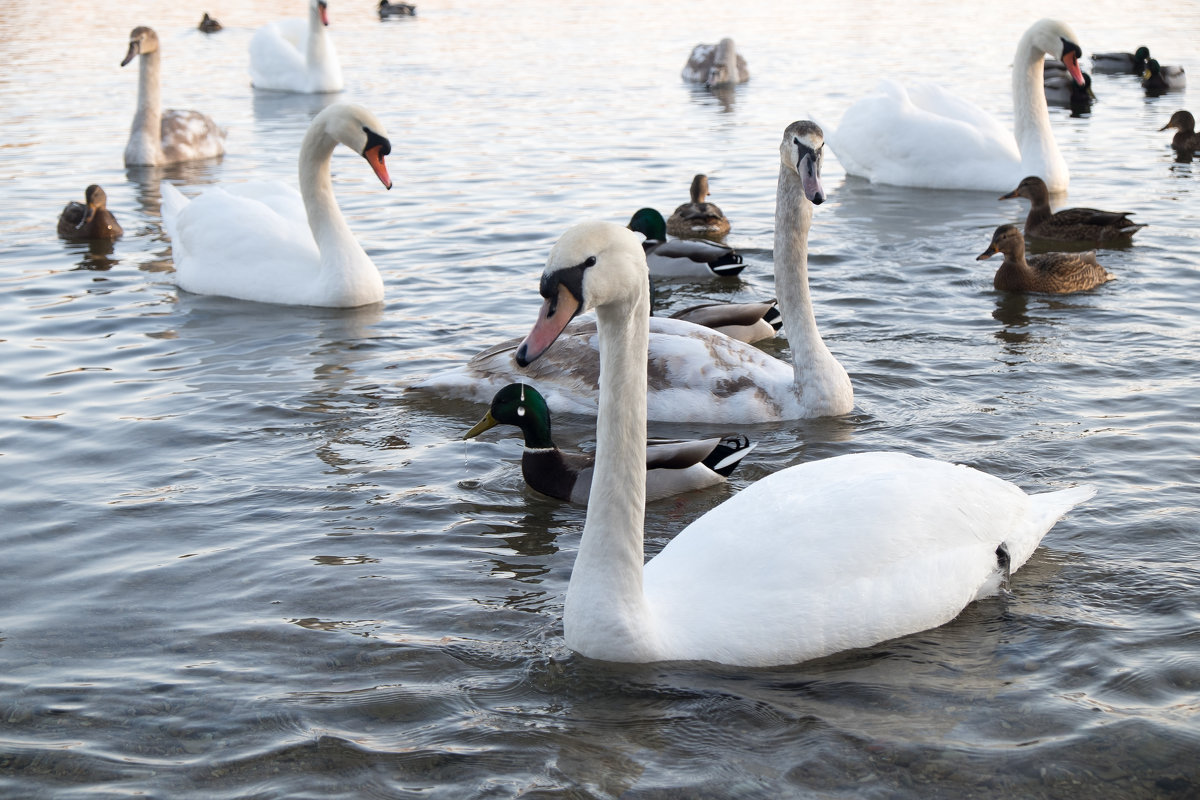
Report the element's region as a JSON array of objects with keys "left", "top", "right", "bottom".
[
  {"left": 668, "top": 299, "right": 780, "bottom": 343},
  {"left": 627, "top": 207, "right": 743, "bottom": 278},
  {"left": 977, "top": 224, "right": 1115, "bottom": 294},
  {"left": 198, "top": 13, "right": 222, "bottom": 33},
  {"left": 1000, "top": 175, "right": 1145, "bottom": 243},
  {"left": 681, "top": 38, "right": 749, "bottom": 87},
  {"left": 1160, "top": 110, "right": 1200, "bottom": 153},
  {"left": 465, "top": 384, "right": 755, "bottom": 504},
  {"left": 58, "top": 185, "right": 123, "bottom": 241},
  {"left": 1091, "top": 46, "right": 1150, "bottom": 74},
  {"left": 666, "top": 175, "right": 731, "bottom": 239},
  {"left": 1143, "top": 59, "right": 1187, "bottom": 96},
  {"left": 250, "top": 0, "right": 343, "bottom": 93},
  {"left": 509, "top": 220, "right": 1094, "bottom": 666},
  {"left": 418, "top": 121, "right": 852, "bottom": 424},
  {"left": 121, "top": 27, "right": 226, "bottom": 167},
  {"left": 159, "top": 104, "right": 392, "bottom": 307},
  {"left": 378, "top": 0, "right": 417, "bottom": 18},
  {"left": 831, "top": 19, "right": 1085, "bottom": 192}
]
